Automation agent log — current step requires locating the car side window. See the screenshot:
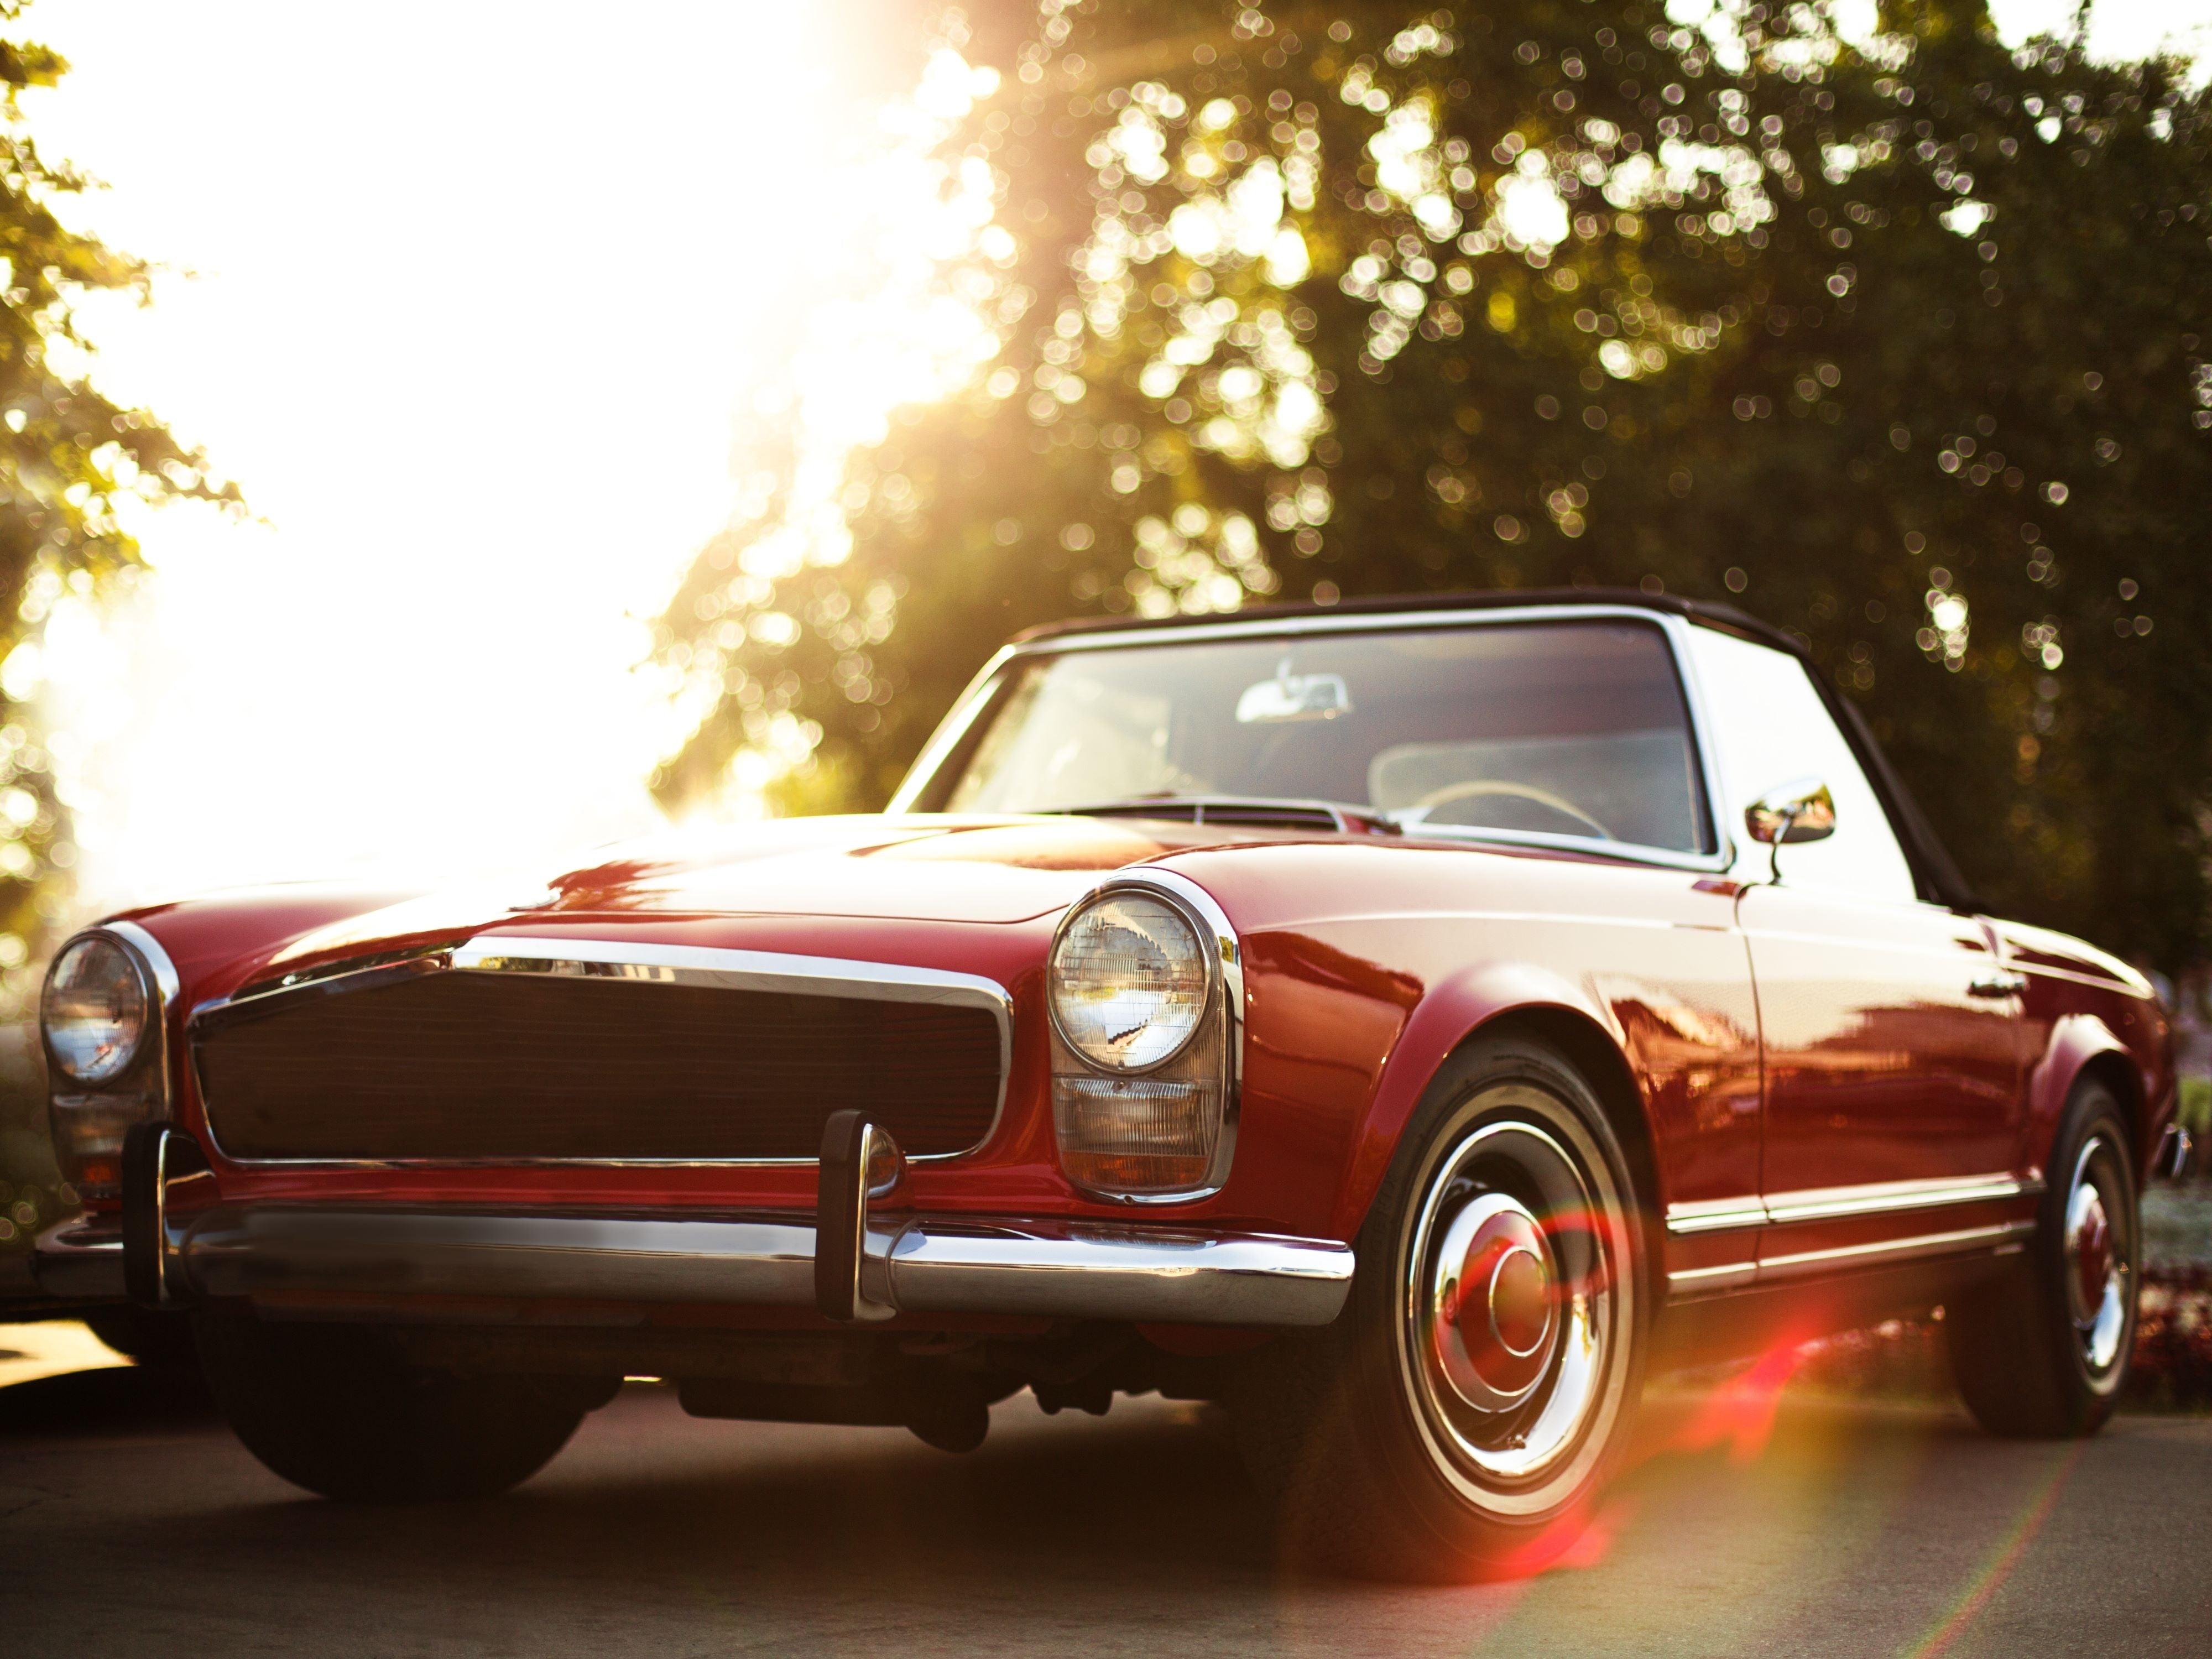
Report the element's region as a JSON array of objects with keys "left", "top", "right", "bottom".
[{"left": 1682, "top": 625, "right": 1918, "bottom": 905}]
